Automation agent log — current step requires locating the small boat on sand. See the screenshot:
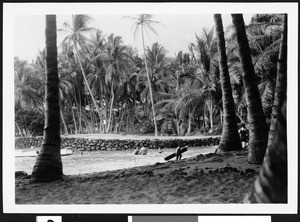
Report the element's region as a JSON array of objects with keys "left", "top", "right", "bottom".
[{"left": 15, "top": 148, "right": 73, "bottom": 157}]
